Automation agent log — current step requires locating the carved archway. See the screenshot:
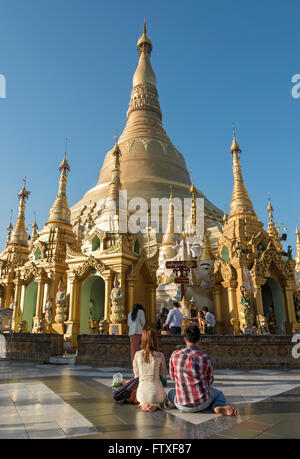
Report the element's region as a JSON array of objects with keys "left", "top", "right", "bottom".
[{"left": 74, "top": 256, "right": 107, "bottom": 281}]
